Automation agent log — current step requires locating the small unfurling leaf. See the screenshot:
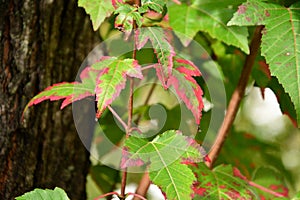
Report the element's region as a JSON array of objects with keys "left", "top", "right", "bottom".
[{"left": 114, "top": 4, "right": 143, "bottom": 33}]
